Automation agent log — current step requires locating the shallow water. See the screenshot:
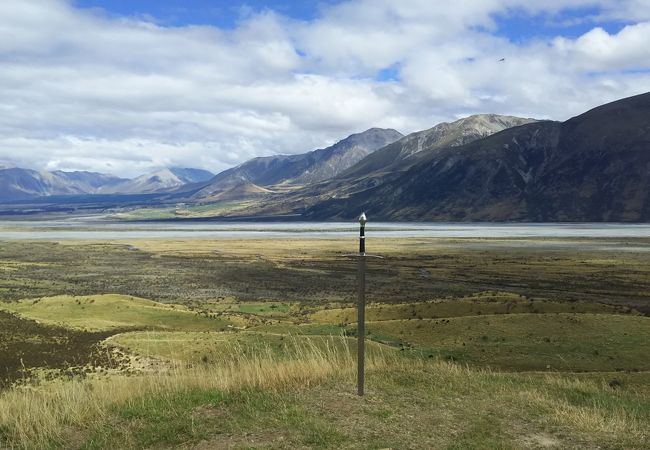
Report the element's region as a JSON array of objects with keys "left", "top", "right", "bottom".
[{"left": 0, "top": 219, "right": 649, "bottom": 242}]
